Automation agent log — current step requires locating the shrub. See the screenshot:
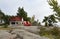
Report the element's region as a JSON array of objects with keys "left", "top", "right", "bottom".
[
  {"left": 39, "top": 27, "right": 60, "bottom": 39},
  {"left": 50, "top": 27, "right": 60, "bottom": 36},
  {"left": 3, "top": 24, "right": 8, "bottom": 28}
]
